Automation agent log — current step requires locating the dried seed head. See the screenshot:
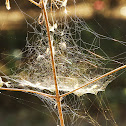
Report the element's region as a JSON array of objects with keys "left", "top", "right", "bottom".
[
  {"left": 49, "top": 23, "right": 57, "bottom": 32},
  {"left": 0, "top": 77, "right": 3, "bottom": 87},
  {"left": 61, "top": 0, "right": 68, "bottom": 7},
  {"left": 59, "top": 42, "right": 67, "bottom": 50},
  {"left": 5, "top": 0, "right": 11, "bottom": 10}
]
